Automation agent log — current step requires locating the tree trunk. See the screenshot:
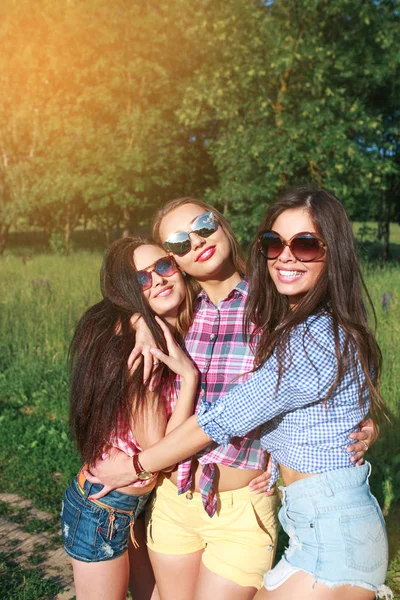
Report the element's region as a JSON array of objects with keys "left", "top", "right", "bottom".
[
  {"left": 0, "top": 224, "right": 10, "bottom": 255},
  {"left": 382, "top": 219, "right": 390, "bottom": 261},
  {"left": 382, "top": 194, "right": 391, "bottom": 261}
]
